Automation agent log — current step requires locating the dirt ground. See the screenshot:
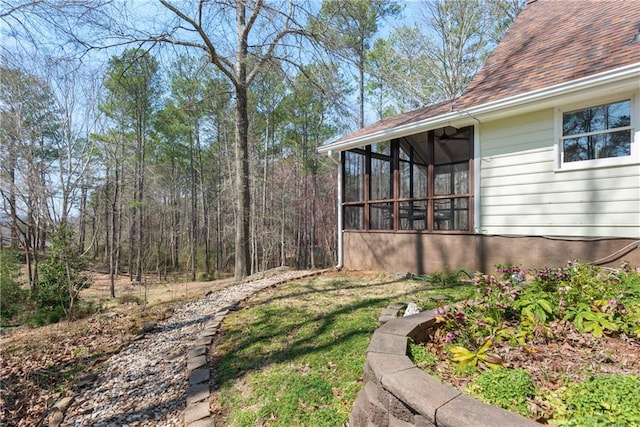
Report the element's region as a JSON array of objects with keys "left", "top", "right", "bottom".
[
  {"left": 81, "top": 272, "right": 236, "bottom": 308},
  {"left": 0, "top": 272, "right": 238, "bottom": 427}
]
